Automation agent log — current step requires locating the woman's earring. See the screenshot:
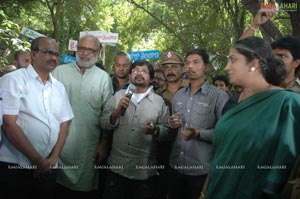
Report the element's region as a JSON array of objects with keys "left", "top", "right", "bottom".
[{"left": 250, "top": 67, "right": 256, "bottom": 72}]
